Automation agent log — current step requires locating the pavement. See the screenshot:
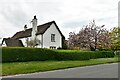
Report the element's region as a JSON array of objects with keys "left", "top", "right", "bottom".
[{"left": 2, "top": 63, "right": 119, "bottom": 78}]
